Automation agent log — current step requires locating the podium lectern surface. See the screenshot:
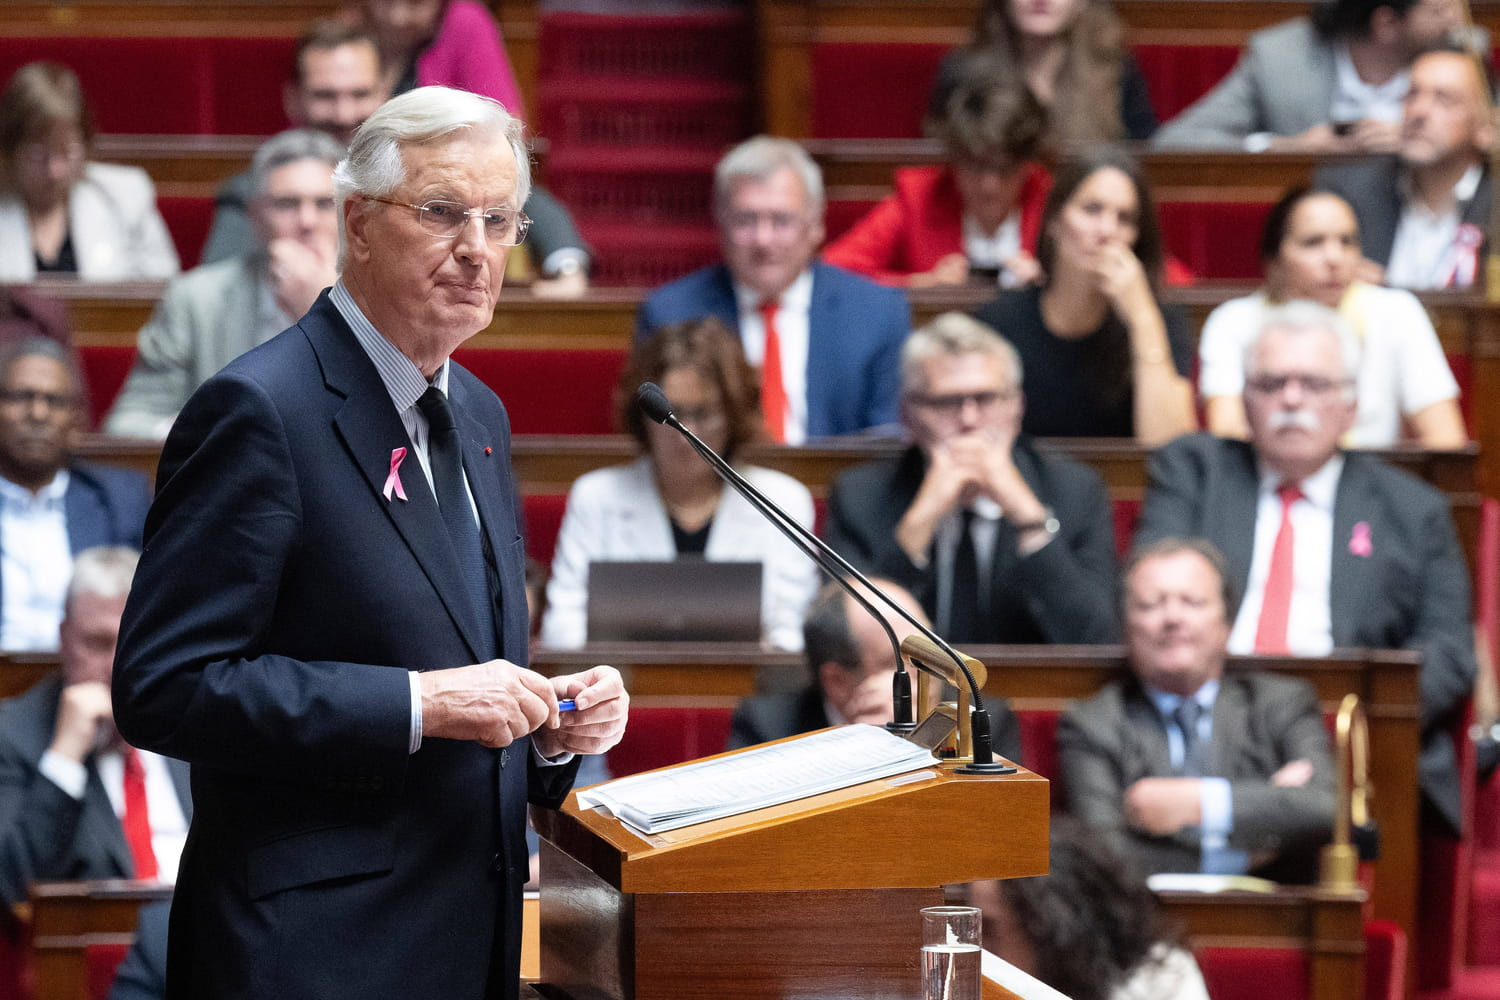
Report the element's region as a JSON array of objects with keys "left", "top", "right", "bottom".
[{"left": 534, "top": 733, "right": 1050, "bottom": 1000}]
